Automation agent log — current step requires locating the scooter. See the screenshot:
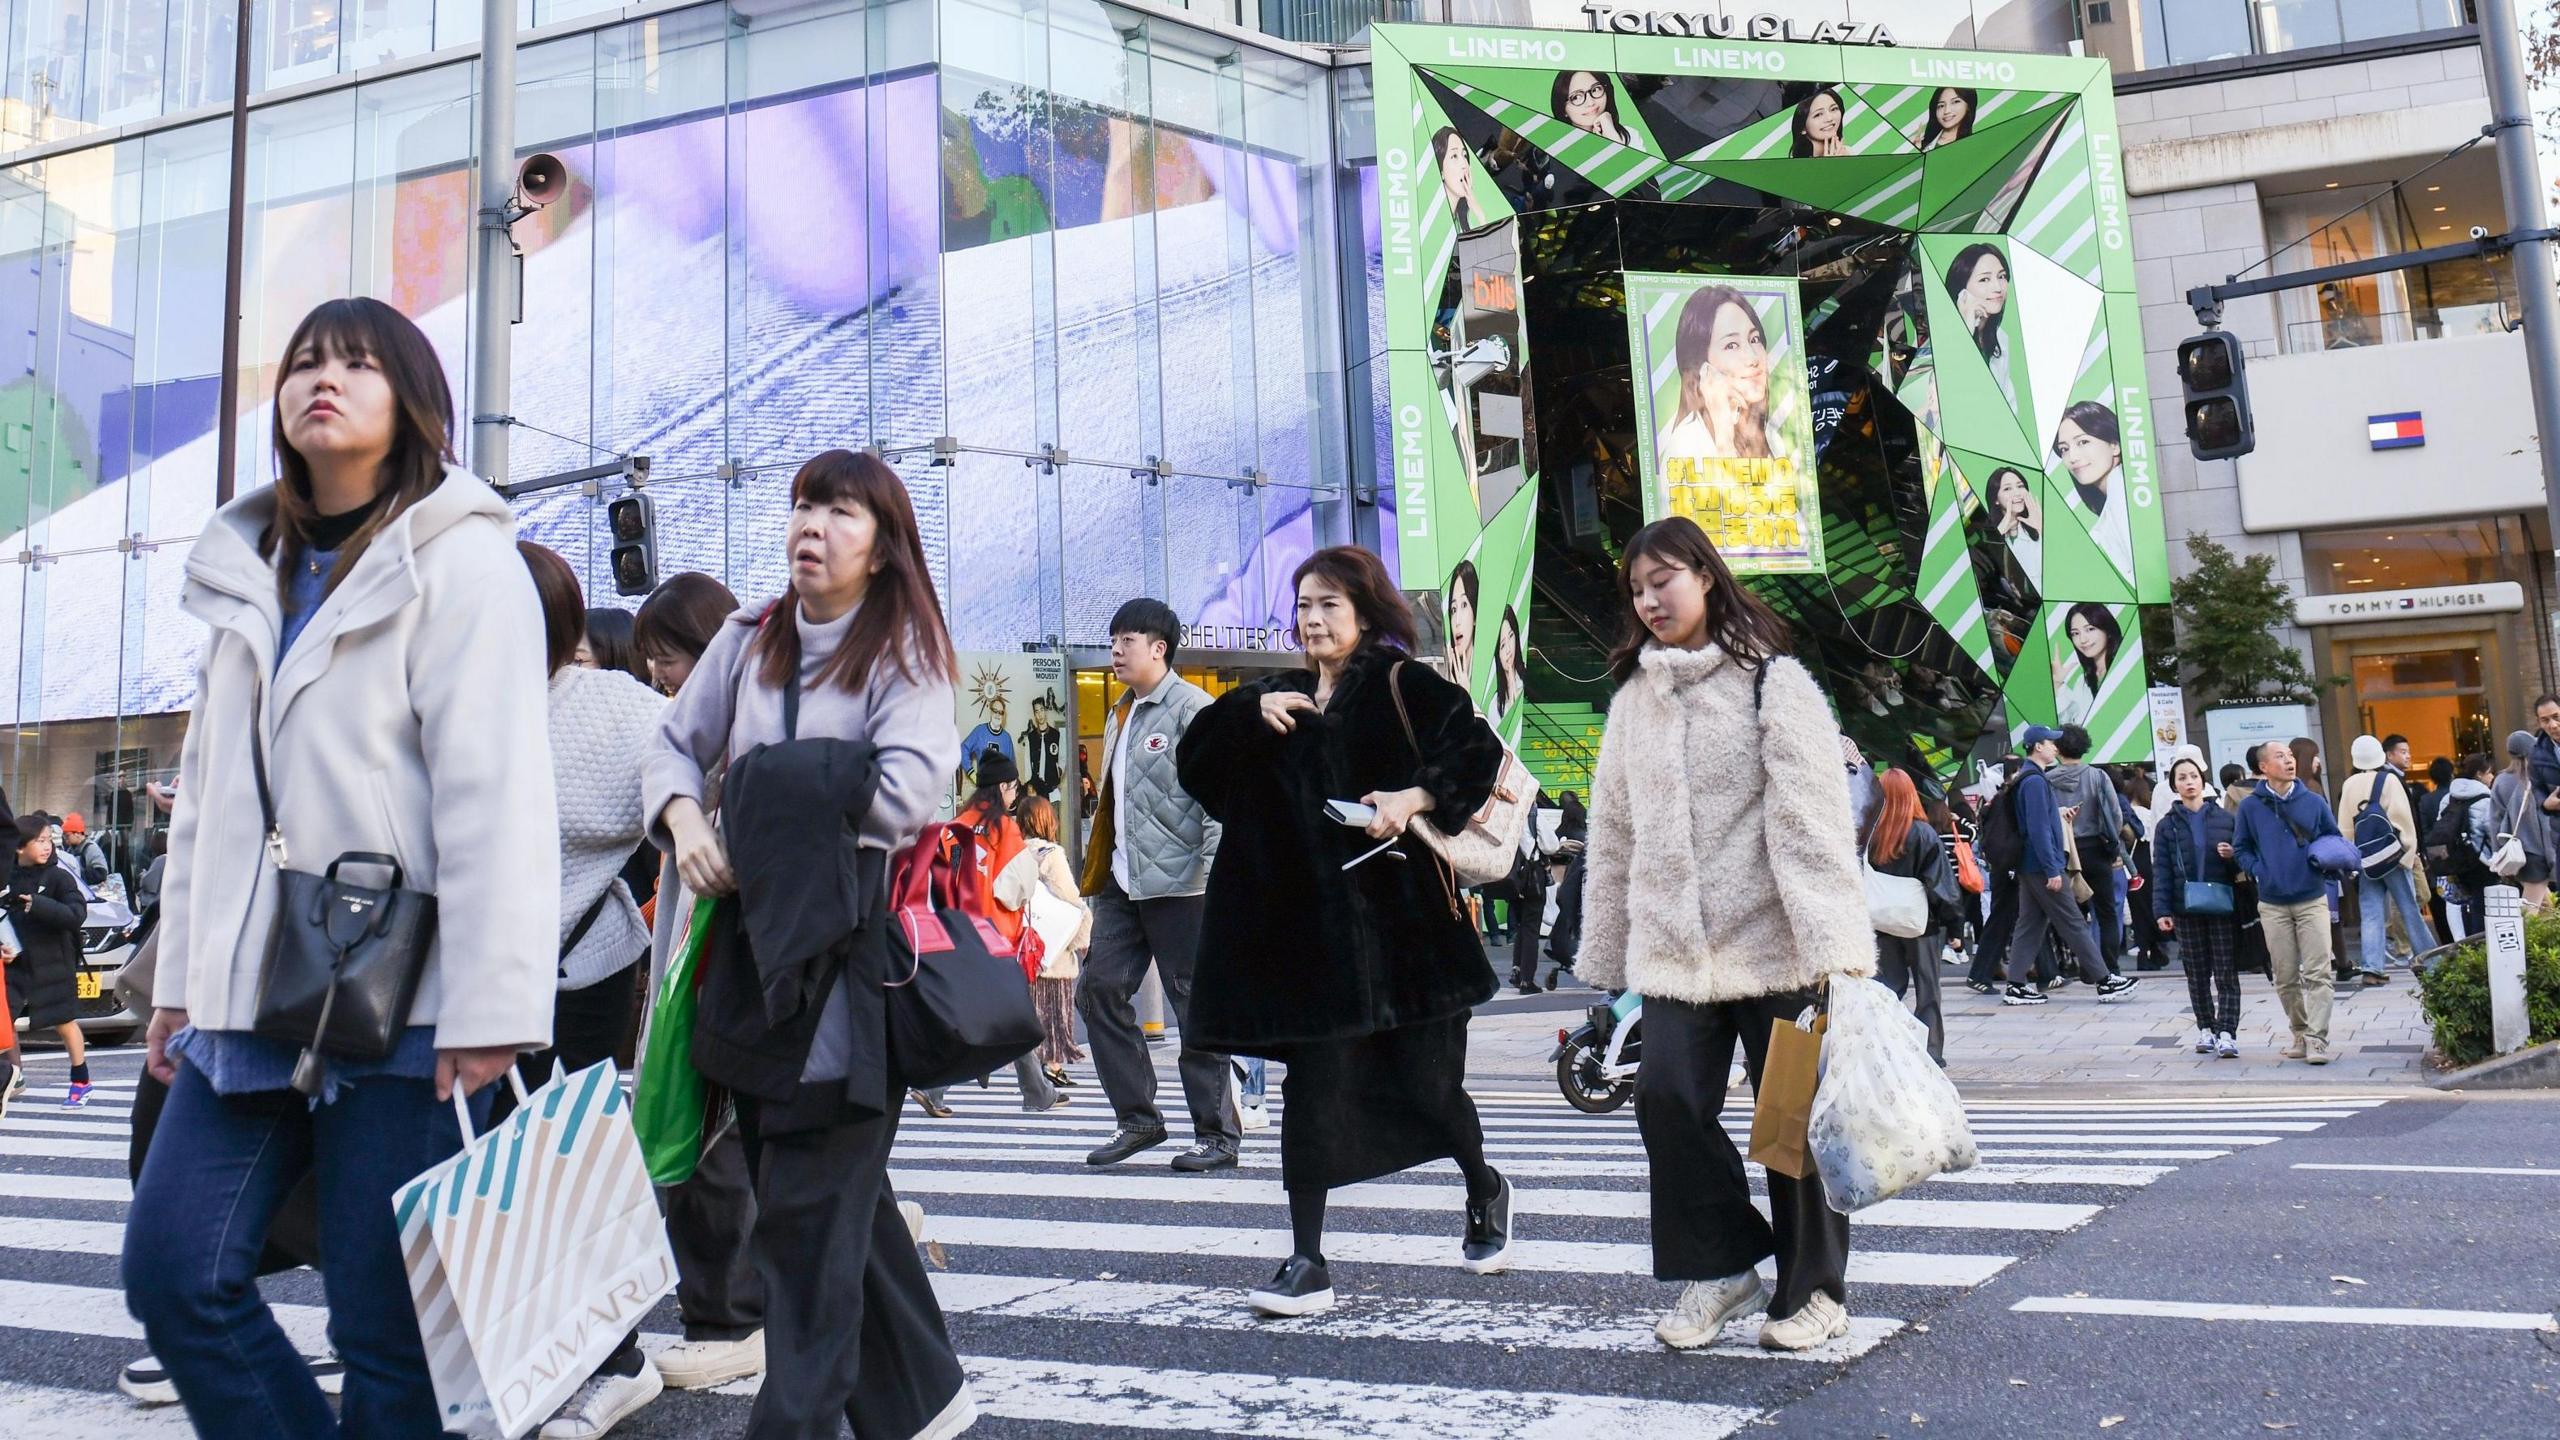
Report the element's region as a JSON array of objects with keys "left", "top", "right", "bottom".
[{"left": 1551, "top": 991, "right": 1641, "bottom": 1113}]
